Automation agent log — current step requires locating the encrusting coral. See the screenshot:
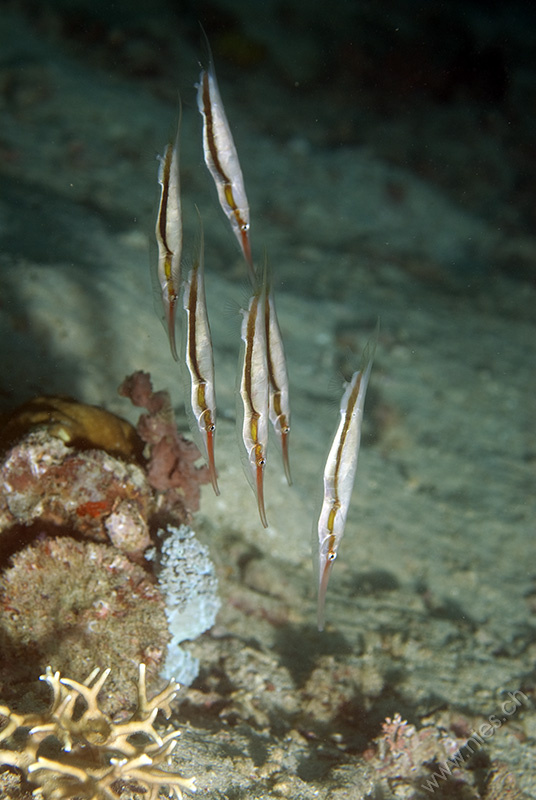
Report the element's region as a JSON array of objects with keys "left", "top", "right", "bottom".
[
  {"left": 0, "top": 537, "right": 170, "bottom": 715},
  {"left": 0, "top": 663, "right": 196, "bottom": 800},
  {"left": 119, "top": 371, "right": 210, "bottom": 517},
  {"left": 0, "top": 429, "right": 153, "bottom": 560}
]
